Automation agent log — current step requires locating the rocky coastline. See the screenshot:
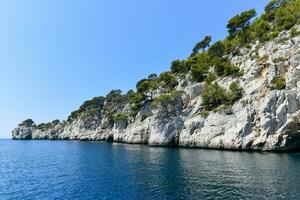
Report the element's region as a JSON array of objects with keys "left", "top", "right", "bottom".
[{"left": 12, "top": 16, "right": 300, "bottom": 151}]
